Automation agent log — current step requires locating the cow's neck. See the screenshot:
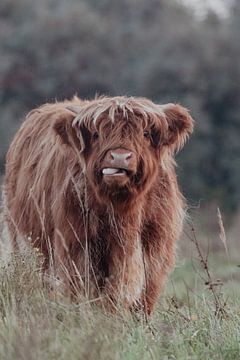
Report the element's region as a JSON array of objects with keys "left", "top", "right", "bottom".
[{"left": 106, "top": 201, "right": 143, "bottom": 244}]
